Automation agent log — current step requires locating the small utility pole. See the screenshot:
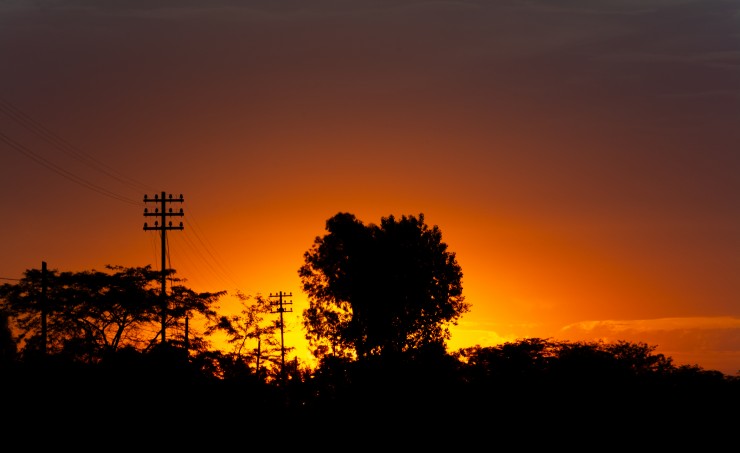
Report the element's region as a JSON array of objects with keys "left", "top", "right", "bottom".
[
  {"left": 143, "top": 192, "right": 184, "bottom": 344},
  {"left": 270, "top": 291, "right": 292, "bottom": 383},
  {"left": 184, "top": 315, "right": 189, "bottom": 351},
  {"left": 40, "top": 261, "right": 47, "bottom": 356}
]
